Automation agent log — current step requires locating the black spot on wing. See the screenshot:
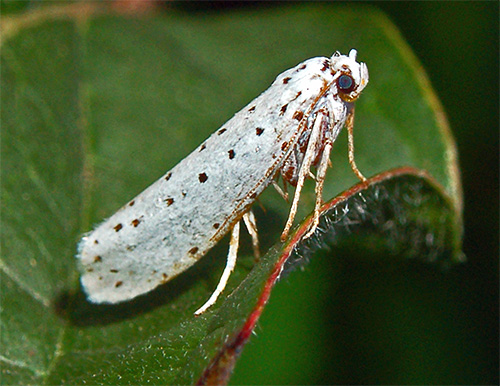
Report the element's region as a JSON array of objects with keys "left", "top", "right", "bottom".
[{"left": 198, "top": 173, "right": 208, "bottom": 183}]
